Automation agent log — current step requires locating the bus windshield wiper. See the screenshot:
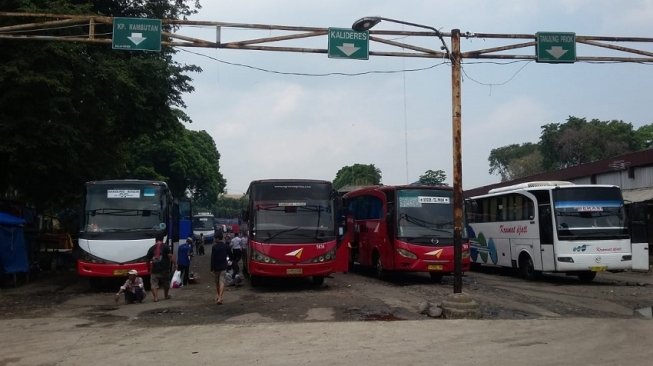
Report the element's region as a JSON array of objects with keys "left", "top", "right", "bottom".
[
  {"left": 400, "top": 213, "right": 452, "bottom": 234},
  {"left": 262, "top": 227, "right": 301, "bottom": 242}
]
